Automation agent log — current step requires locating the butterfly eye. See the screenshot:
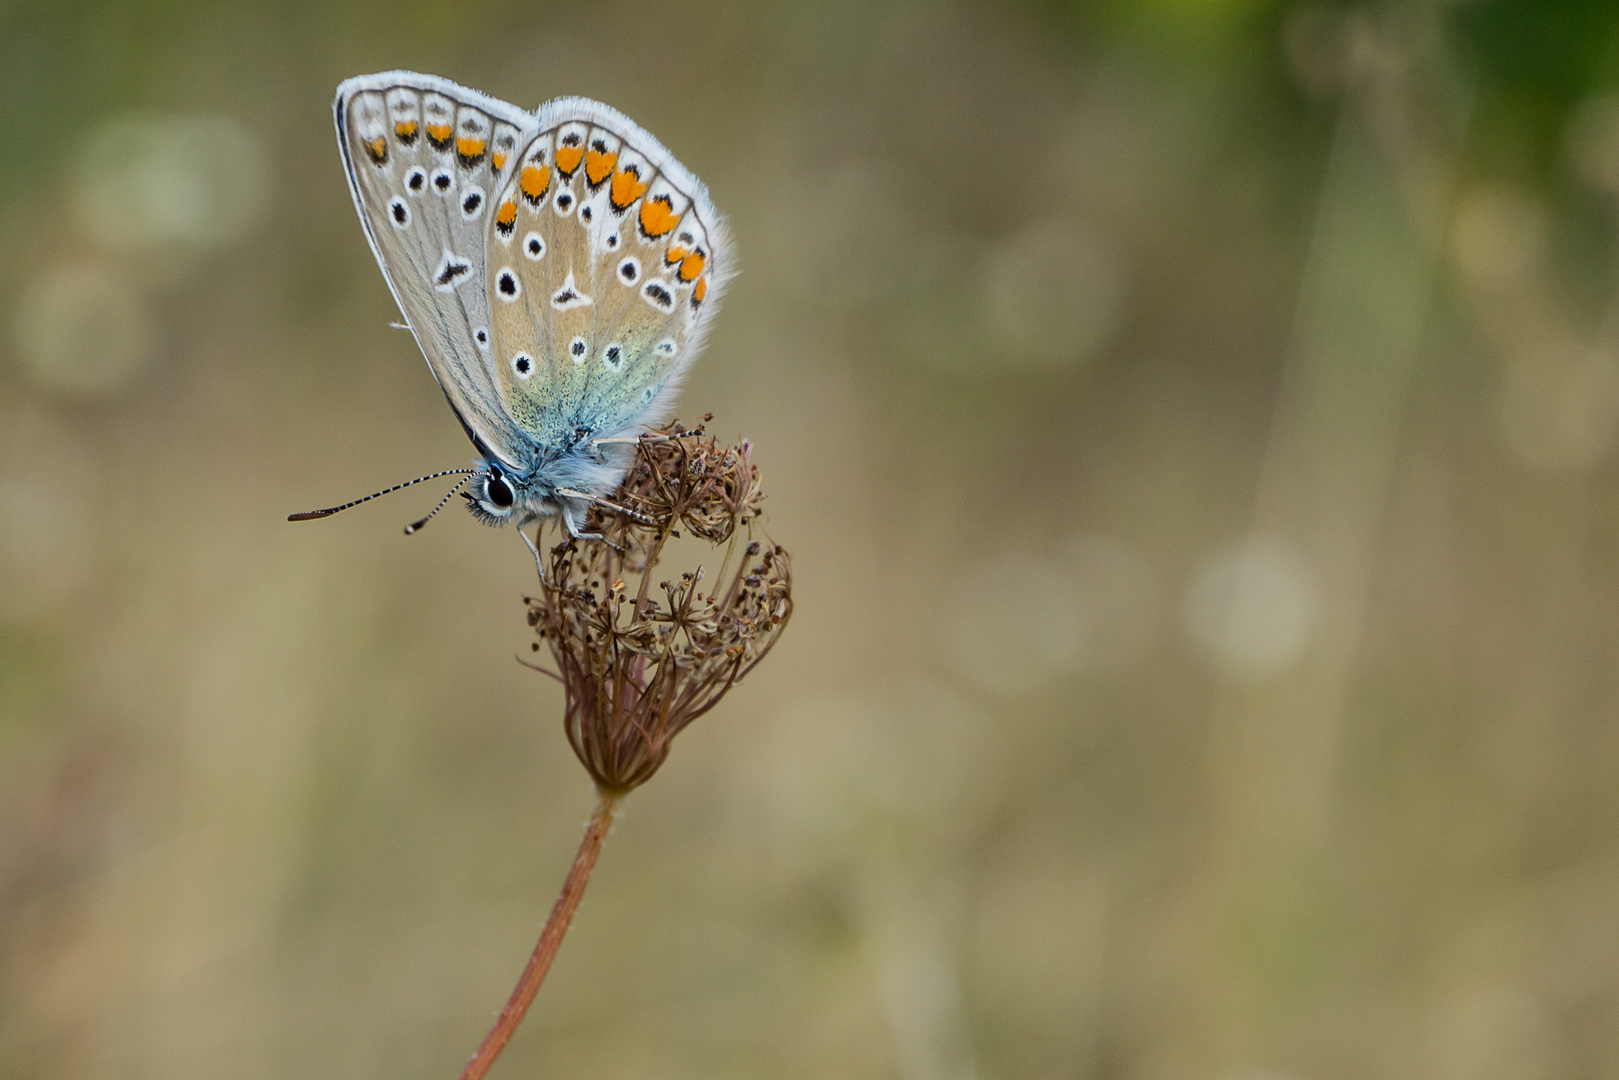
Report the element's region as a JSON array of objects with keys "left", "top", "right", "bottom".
[{"left": 484, "top": 472, "right": 514, "bottom": 508}]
